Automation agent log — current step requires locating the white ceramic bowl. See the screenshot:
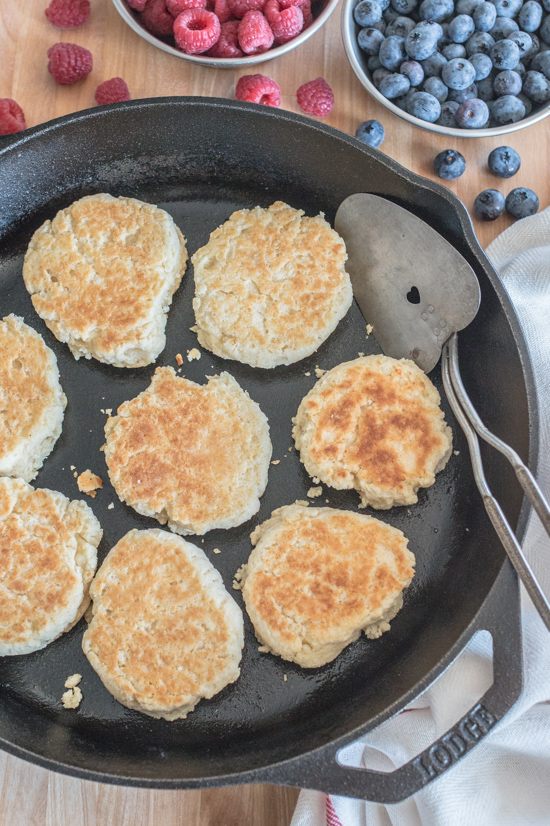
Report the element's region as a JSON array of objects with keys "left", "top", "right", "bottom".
[
  {"left": 341, "top": 0, "right": 550, "bottom": 137},
  {"left": 113, "top": 0, "right": 341, "bottom": 69}
]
